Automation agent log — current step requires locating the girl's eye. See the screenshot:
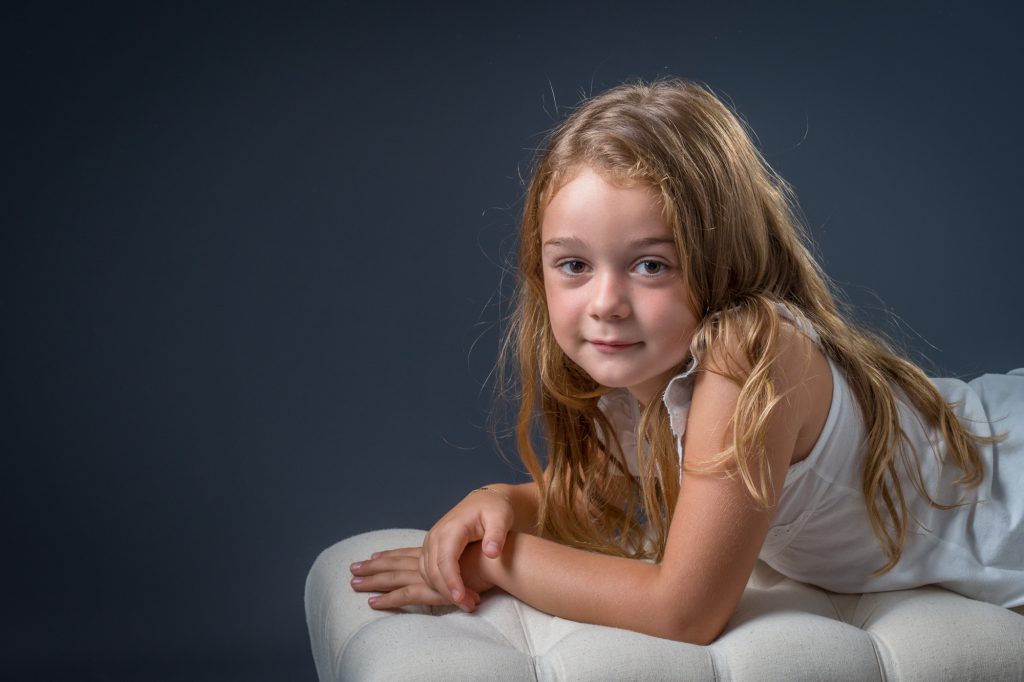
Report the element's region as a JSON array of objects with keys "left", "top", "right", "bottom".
[
  {"left": 558, "top": 260, "right": 588, "bottom": 275},
  {"left": 635, "top": 260, "right": 666, "bottom": 276}
]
